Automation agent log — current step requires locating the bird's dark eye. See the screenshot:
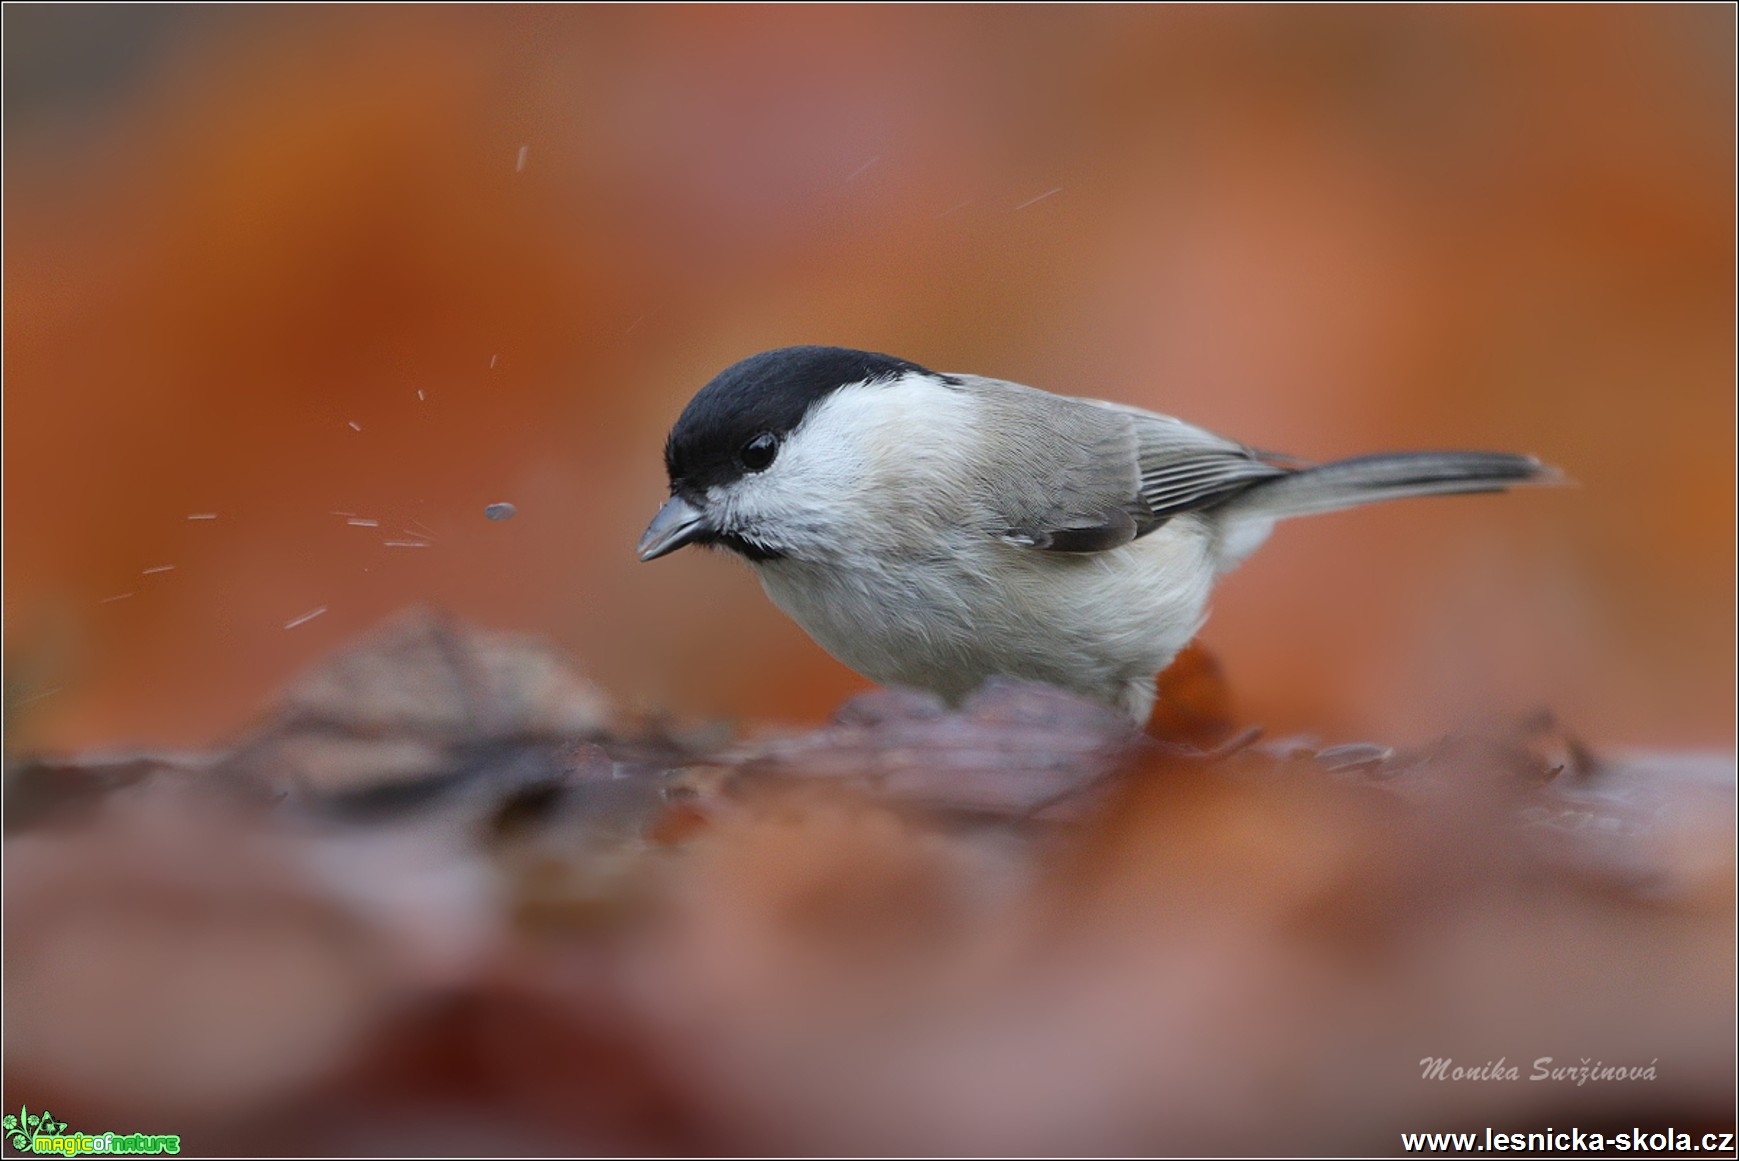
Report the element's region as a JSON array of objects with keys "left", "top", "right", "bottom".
[{"left": 739, "top": 432, "right": 778, "bottom": 472}]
